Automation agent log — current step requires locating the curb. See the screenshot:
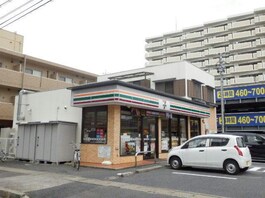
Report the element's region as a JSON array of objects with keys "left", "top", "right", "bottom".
[
  {"left": 0, "top": 187, "right": 29, "bottom": 198},
  {"left": 117, "top": 165, "right": 164, "bottom": 177}
]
